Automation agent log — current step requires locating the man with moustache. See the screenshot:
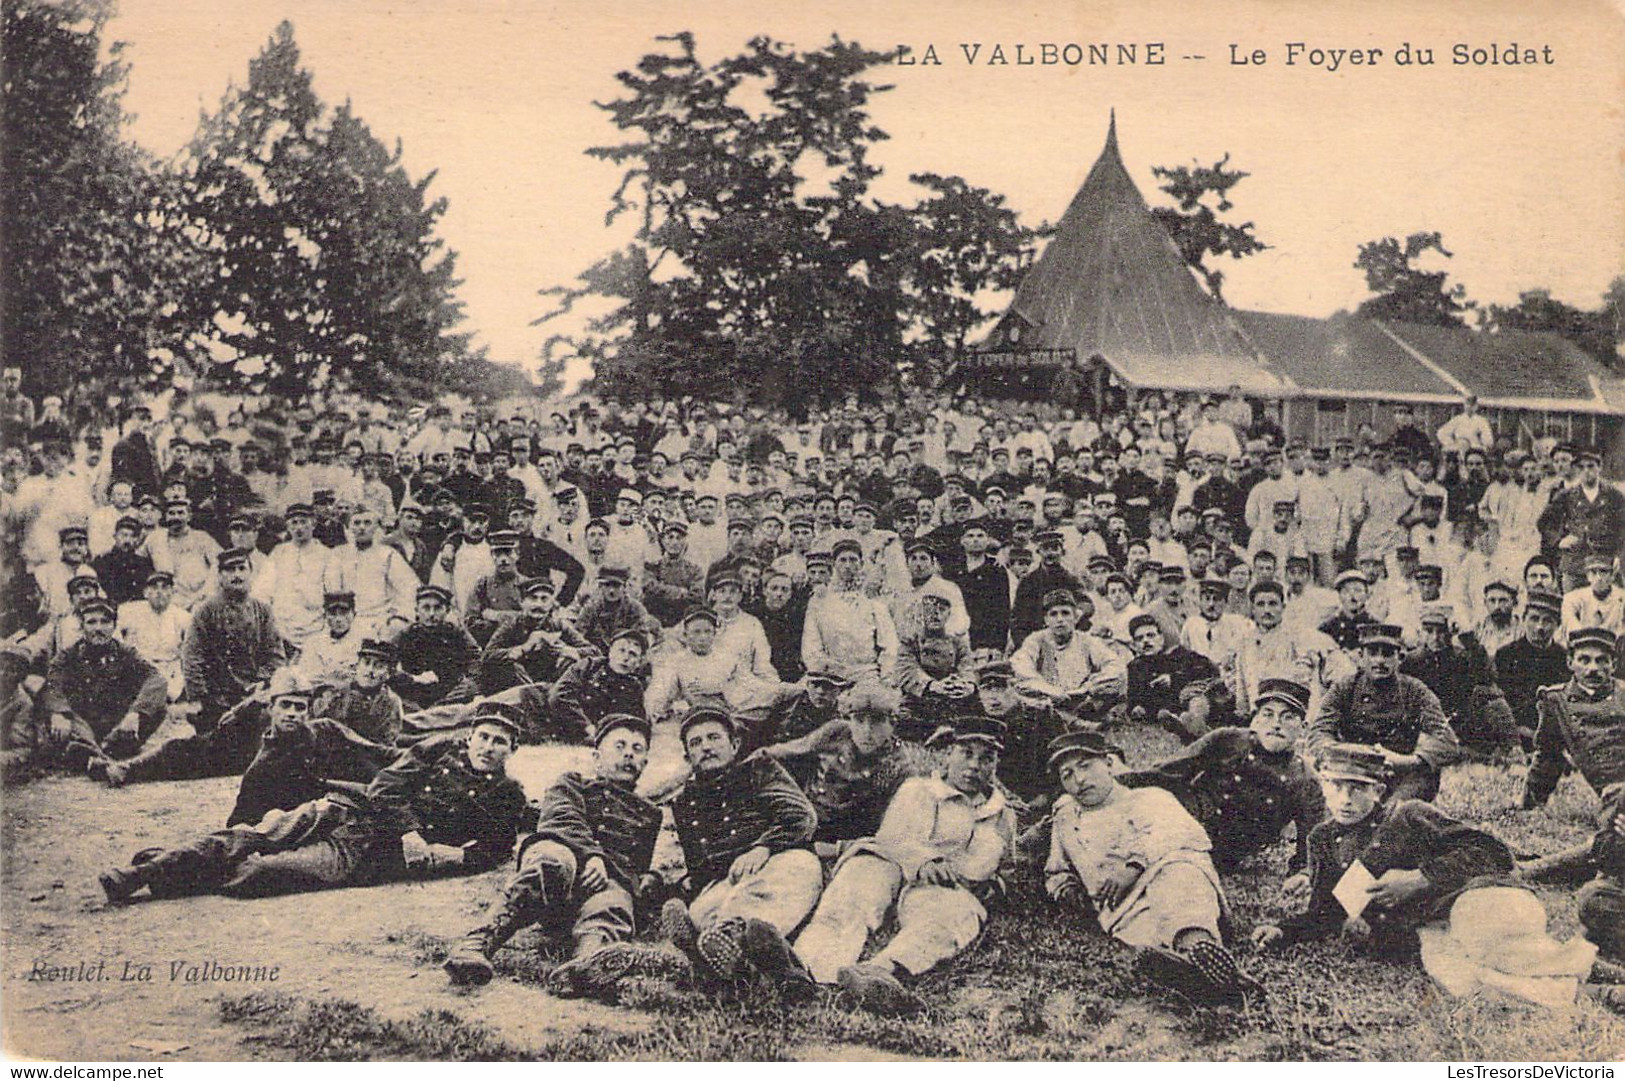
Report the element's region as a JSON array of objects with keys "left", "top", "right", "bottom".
[
  {"left": 36, "top": 597, "right": 167, "bottom": 771},
  {"left": 1308, "top": 623, "right": 1460, "bottom": 802},
  {"left": 444, "top": 713, "right": 667, "bottom": 992}
]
